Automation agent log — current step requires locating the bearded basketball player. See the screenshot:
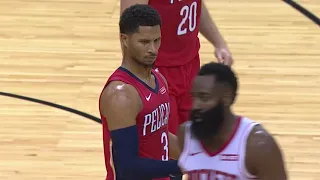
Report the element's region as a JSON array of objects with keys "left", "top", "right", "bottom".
[
  {"left": 177, "top": 62, "right": 288, "bottom": 179},
  {"left": 99, "top": 4, "right": 182, "bottom": 180}
]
